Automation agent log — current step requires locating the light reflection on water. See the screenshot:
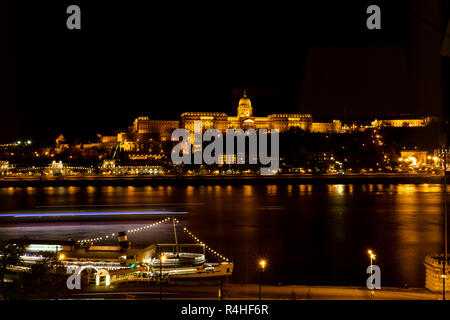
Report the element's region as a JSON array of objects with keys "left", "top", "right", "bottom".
[{"left": 0, "top": 183, "right": 445, "bottom": 287}]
